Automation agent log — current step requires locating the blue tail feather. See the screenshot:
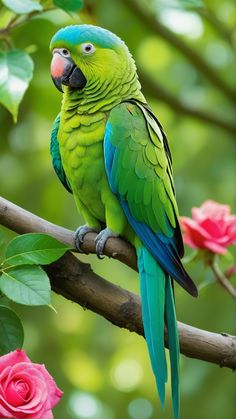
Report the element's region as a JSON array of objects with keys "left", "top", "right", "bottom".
[
  {"left": 137, "top": 246, "right": 180, "bottom": 419},
  {"left": 138, "top": 246, "right": 167, "bottom": 406},
  {"left": 121, "top": 201, "right": 198, "bottom": 297},
  {"left": 165, "top": 277, "right": 180, "bottom": 419}
]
